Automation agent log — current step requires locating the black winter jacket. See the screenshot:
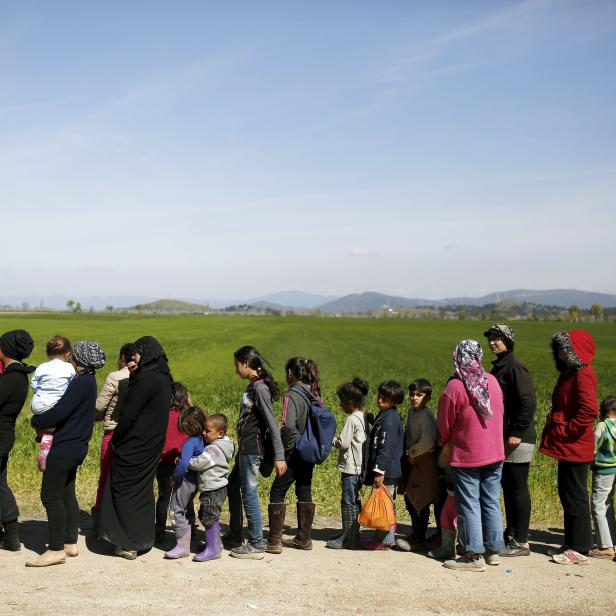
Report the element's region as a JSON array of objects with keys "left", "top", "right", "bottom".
[
  {"left": 0, "top": 362, "right": 35, "bottom": 455},
  {"left": 368, "top": 407, "right": 405, "bottom": 481},
  {"left": 490, "top": 351, "right": 537, "bottom": 444},
  {"left": 32, "top": 372, "right": 97, "bottom": 461}
]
